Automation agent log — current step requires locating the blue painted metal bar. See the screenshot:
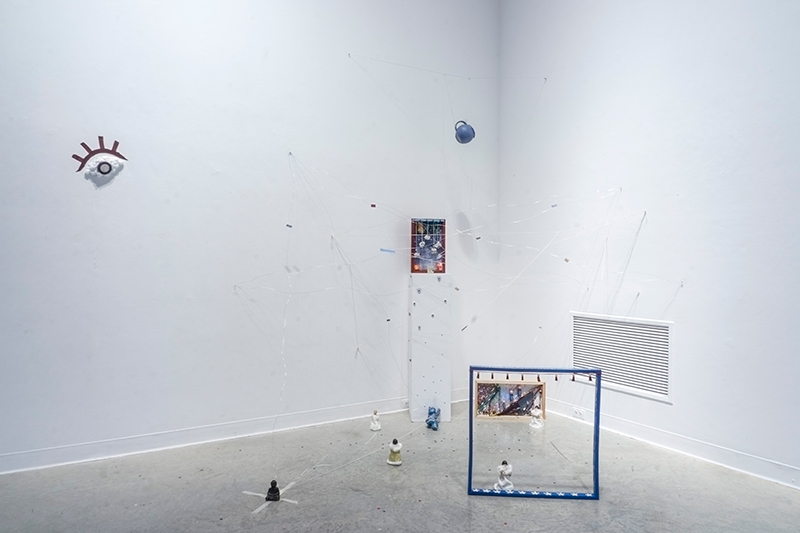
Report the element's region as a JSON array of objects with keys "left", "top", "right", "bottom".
[
  {"left": 593, "top": 369, "right": 602, "bottom": 499},
  {"left": 467, "top": 366, "right": 476, "bottom": 495},
  {"left": 467, "top": 489, "right": 596, "bottom": 499},
  {"left": 470, "top": 365, "right": 599, "bottom": 374}
]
